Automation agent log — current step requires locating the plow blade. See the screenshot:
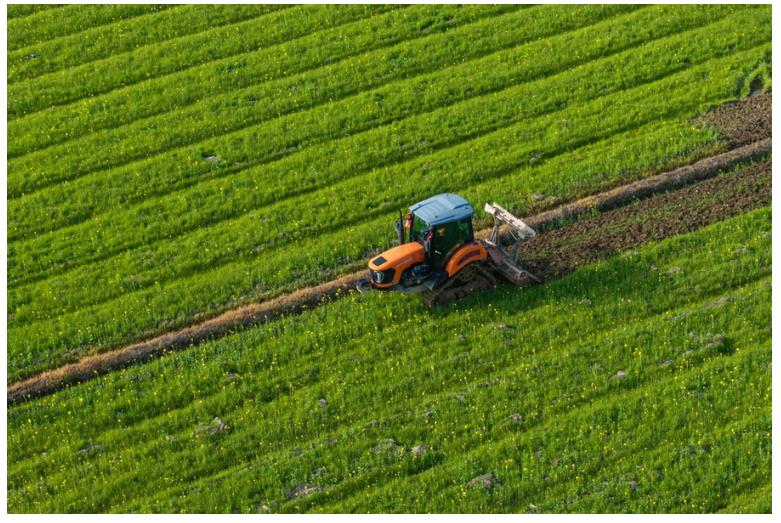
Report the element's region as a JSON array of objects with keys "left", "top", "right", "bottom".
[{"left": 485, "top": 243, "right": 541, "bottom": 287}]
